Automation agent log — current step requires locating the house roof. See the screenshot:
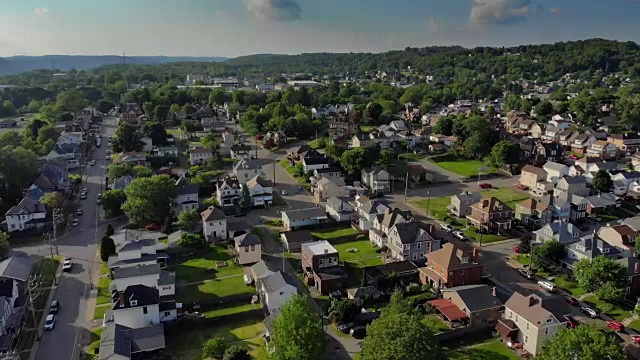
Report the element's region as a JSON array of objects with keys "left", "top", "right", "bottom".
[
  {"left": 189, "top": 148, "right": 212, "bottom": 155},
  {"left": 442, "top": 284, "right": 503, "bottom": 312},
  {"left": 201, "top": 206, "right": 226, "bottom": 222},
  {"left": 346, "top": 286, "right": 380, "bottom": 300},
  {"left": 175, "top": 177, "right": 199, "bottom": 195},
  {"left": 107, "top": 253, "right": 158, "bottom": 269},
  {"left": 534, "top": 220, "right": 580, "bottom": 244},
  {"left": 565, "top": 234, "right": 620, "bottom": 260},
  {"left": 259, "top": 271, "right": 297, "bottom": 294},
  {"left": 303, "top": 156, "right": 329, "bottom": 165},
  {"left": 505, "top": 292, "right": 571, "bottom": 326},
  {"left": 281, "top": 230, "right": 314, "bottom": 244},
  {"left": 379, "top": 208, "right": 412, "bottom": 229},
  {"left": 584, "top": 194, "right": 618, "bottom": 208},
  {"left": 521, "top": 165, "right": 546, "bottom": 176},
  {"left": 0, "top": 257, "right": 34, "bottom": 282},
  {"left": 112, "top": 175, "right": 134, "bottom": 190},
  {"left": 610, "top": 224, "right": 636, "bottom": 239},
  {"left": 116, "top": 238, "right": 157, "bottom": 253},
  {"left": 250, "top": 260, "right": 275, "bottom": 280},
  {"left": 427, "top": 298, "right": 468, "bottom": 321},
  {"left": 326, "top": 196, "right": 348, "bottom": 209},
  {"left": 233, "top": 158, "right": 263, "bottom": 170},
  {"left": 5, "top": 198, "right": 46, "bottom": 216},
  {"left": 283, "top": 207, "right": 327, "bottom": 221},
  {"left": 302, "top": 240, "right": 337, "bottom": 256},
  {"left": 543, "top": 161, "right": 568, "bottom": 173},
  {"left": 391, "top": 222, "right": 430, "bottom": 244},
  {"left": 234, "top": 233, "right": 261, "bottom": 247},
  {"left": 99, "top": 323, "right": 165, "bottom": 360},
  {"left": 246, "top": 175, "right": 272, "bottom": 189},
  {"left": 518, "top": 197, "right": 550, "bottom": 212},
  {"left": 470, "top": 197, "right": 513, "bottom": 215},
  {"left": 425, "top": 243, "right": 479, "bottom": 271},
  {"left": 359, "top": 200, "right": 389, "bottom": 215},
  {"left": 111, "top": 285, "right": 159, "bottom": 310},
  {"left": 623, "top": 216, "right": 640, "bottom": 232},
  {"left": 112, "top": 264, "right": 160, "bottom": 280},
  {"left": 452, "top": 191, "right": 481, "bottom": 203}
]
